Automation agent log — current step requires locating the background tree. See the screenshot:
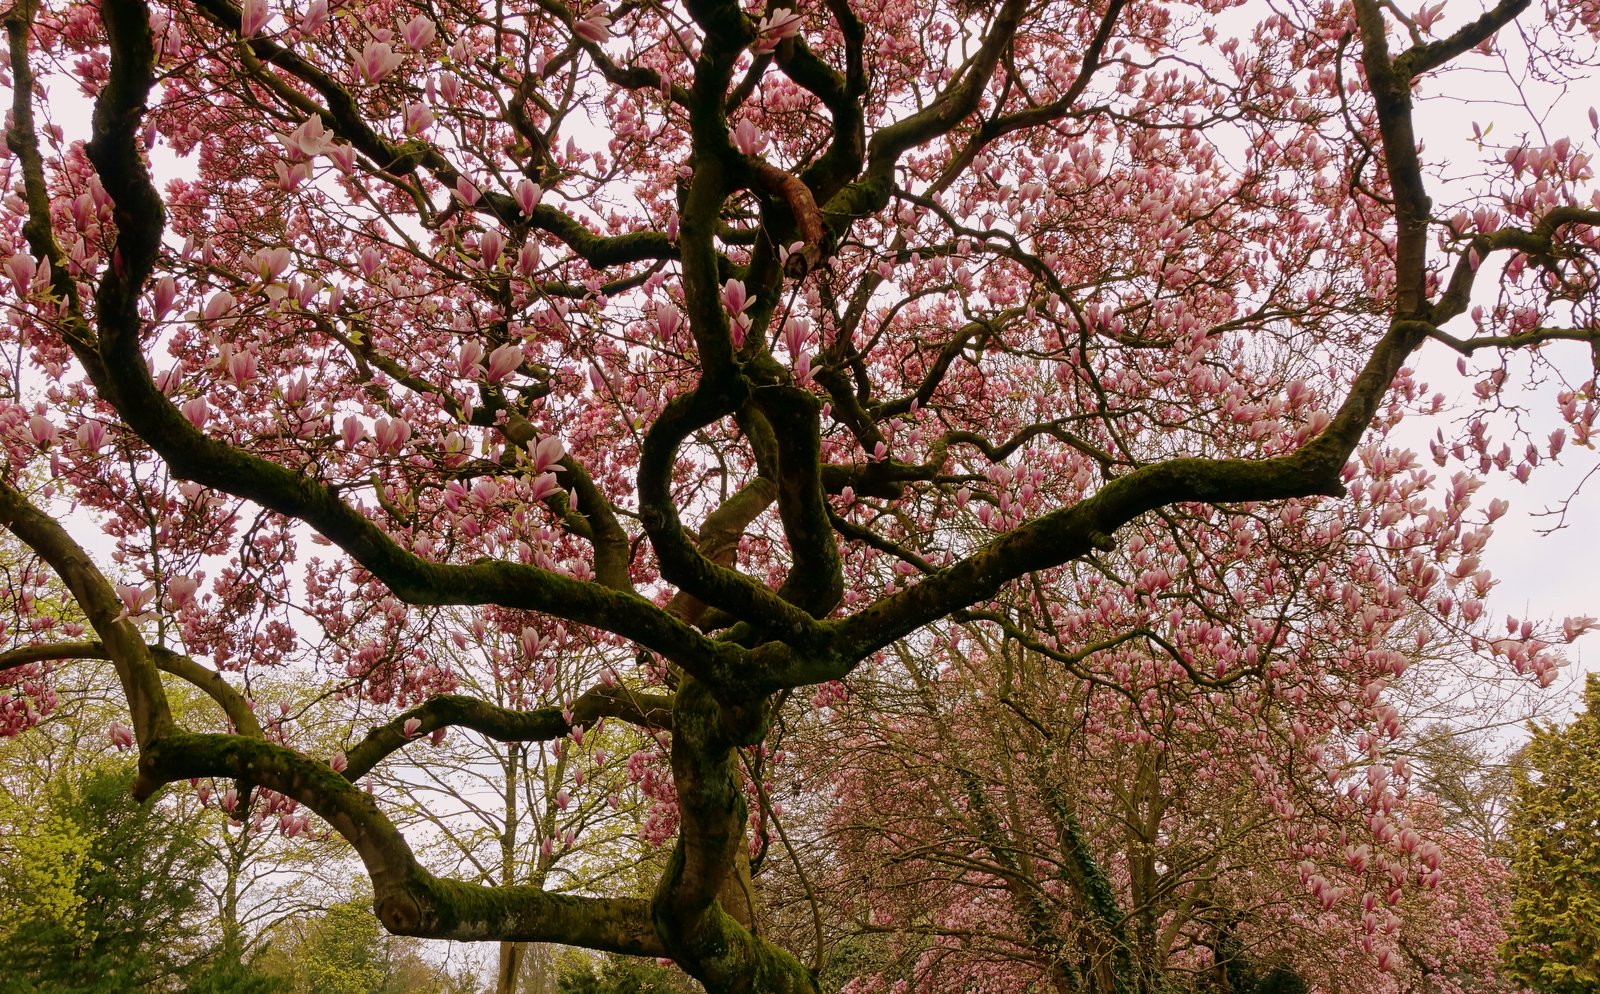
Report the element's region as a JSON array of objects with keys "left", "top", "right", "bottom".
[
  {"left": 1501, "top": 674, "right": 1600, "bottom": 994},
  {"left": 363, "top": 628, "right": 667, "bottom": 994},
  {"left": 0, "top": 760, "right": 282, "bottom": 994},
  {"left": 555, "top": 952, "right": 704, "bottom": 994},
  {"left": 3, "top": 0, "right": 1599, "bottom": 991},
  {"left": 255, "top": 897, "right": 480, "bottom": 994},
  {"left": 796, "top": 621, "right": 1522, "bottom": 994},
  {"left": 1405, "top": 723, "right": 1521, "bottom": 855}
]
